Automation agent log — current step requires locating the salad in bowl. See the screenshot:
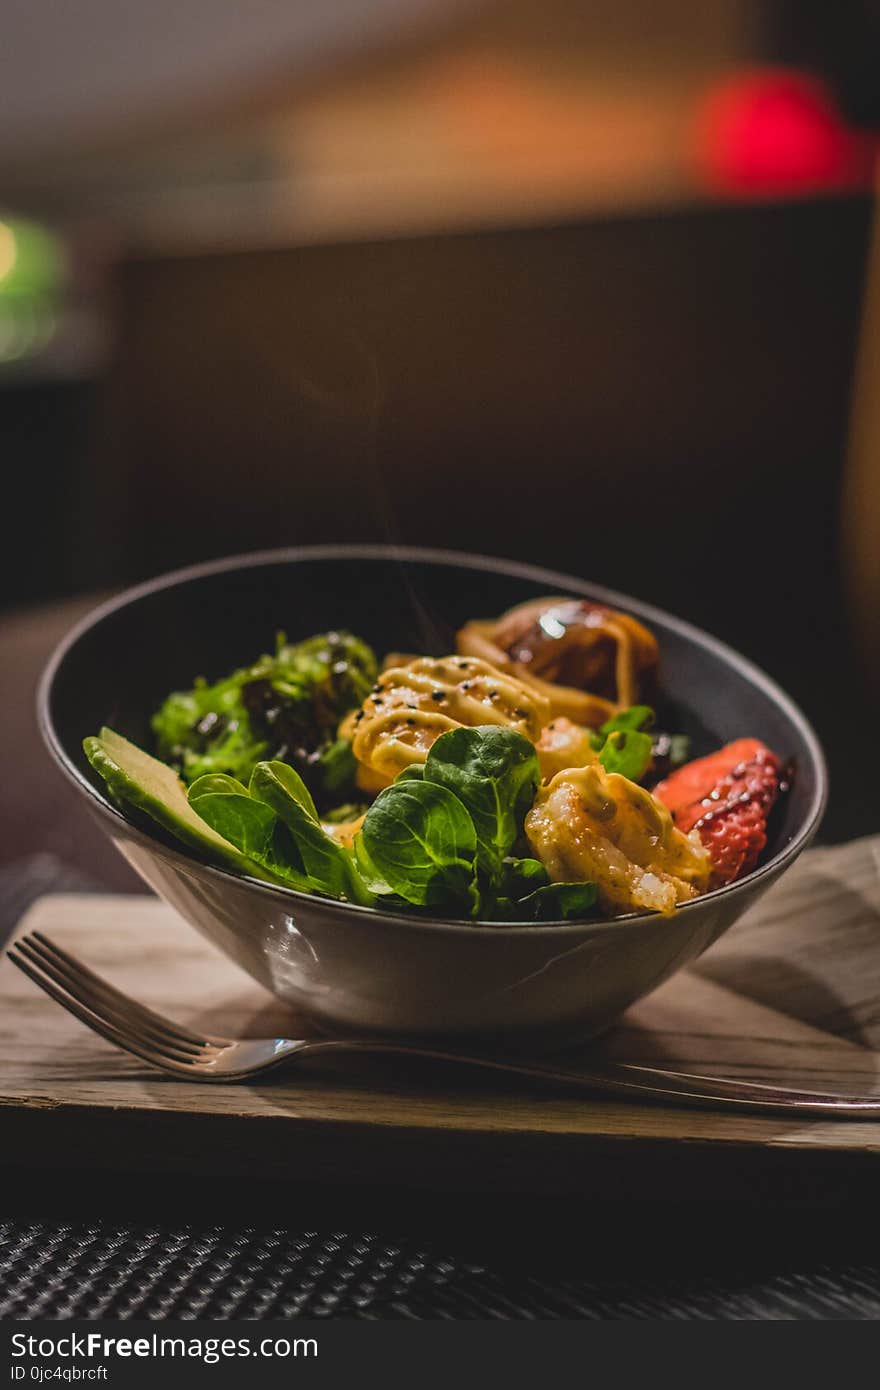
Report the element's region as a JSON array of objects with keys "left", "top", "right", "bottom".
[
  {"left": 41, "top": 547, "right": 823, "bottom": 1043},
  {"left": 85, "top": 600, "right": 786, "bottom": 927}
]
